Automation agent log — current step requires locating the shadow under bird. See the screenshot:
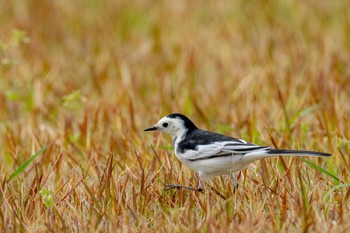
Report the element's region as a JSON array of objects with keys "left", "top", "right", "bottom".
[{"left": 144, "top": 113, "right": 332, "bottom": 192}]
